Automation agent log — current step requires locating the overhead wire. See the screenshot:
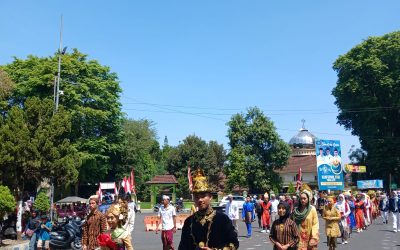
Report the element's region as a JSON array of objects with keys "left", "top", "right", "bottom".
[
  {"left": 120, "top": 96, "right": 400, "bottom": 114},
  {"left": 120, "top": 94, "right": 400, "bottom": 140}
]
